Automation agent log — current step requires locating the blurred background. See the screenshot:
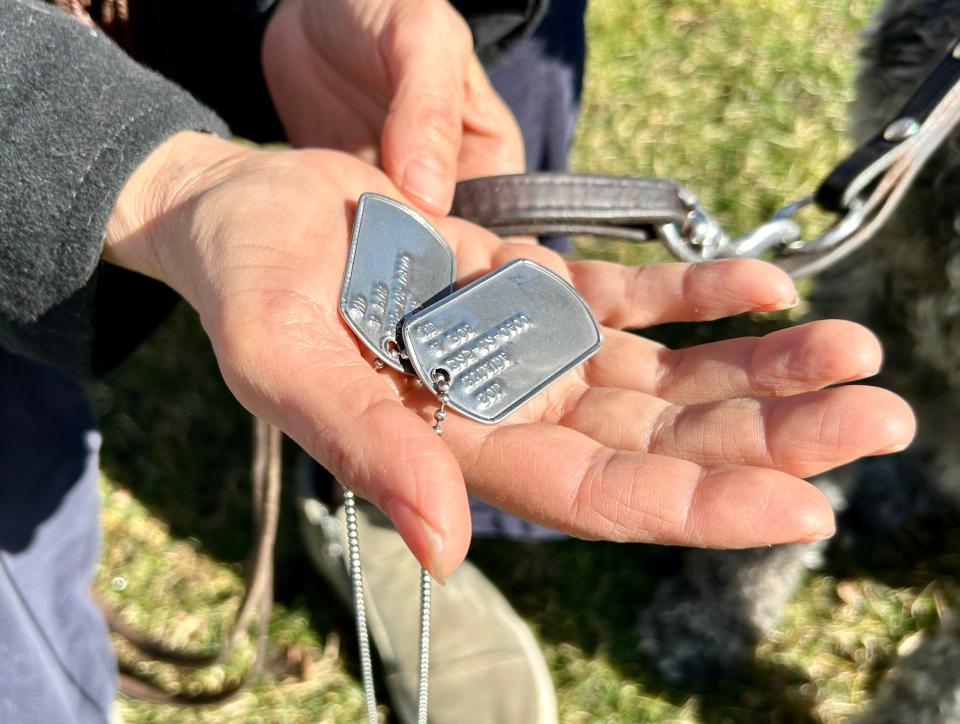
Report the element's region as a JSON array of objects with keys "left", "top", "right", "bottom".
[{"left": 94, "top": 0, "right": 958, "bottom": 720}]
